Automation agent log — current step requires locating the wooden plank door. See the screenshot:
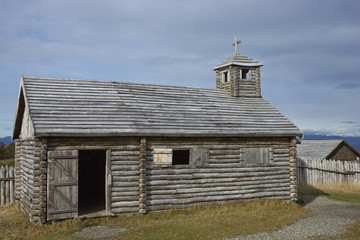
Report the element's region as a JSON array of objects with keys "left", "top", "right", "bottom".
[{"left": 47, "top": 150, "right": 78, "bottom": 221}]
